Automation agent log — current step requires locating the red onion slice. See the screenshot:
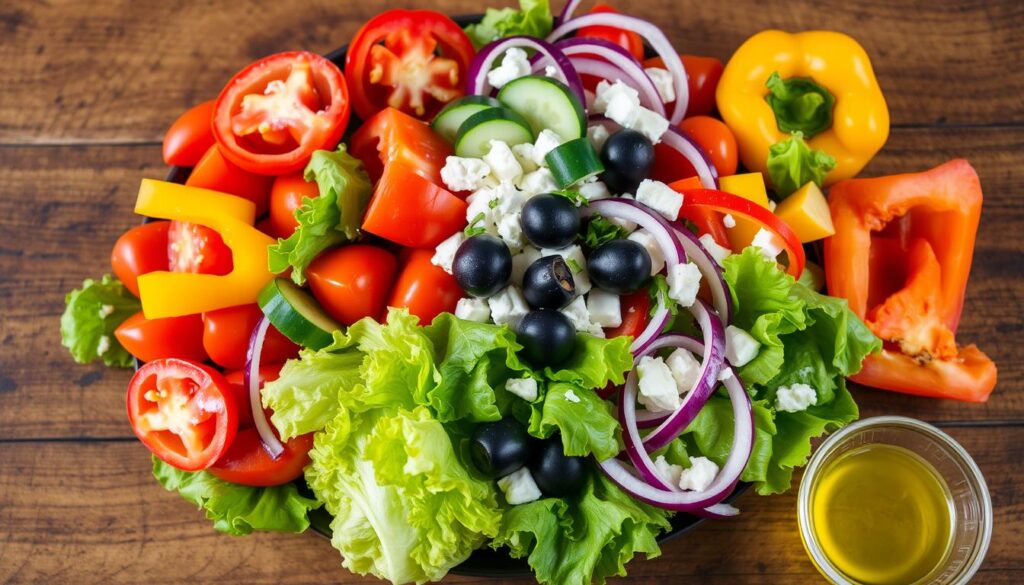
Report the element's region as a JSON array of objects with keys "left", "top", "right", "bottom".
[
  {"left": 672, "top": 223, "right": 732, "bottom": 324},
  {"left": 557, "top": 0, "right": 582, "bottom": 24},
  {"left": 661, "top": 126, "right": 719, "bottom": 189},
  {"left": 550, "top": 38, "right": 666, "bottom": 116},
  {"left": 245, "top": 316, "right": 284, "bottom": 459},
  {"left": 548, "top": 13, "right": 688, "bottom": 123},
  {"left": 583, "top": 198, "right": 683, "bottom": 267},
  {"left": 467, "top": 36, "right": 585, "bottom": 103},
  {"left": 630, "top": 296, "right": 670, "bottom": 356}
]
